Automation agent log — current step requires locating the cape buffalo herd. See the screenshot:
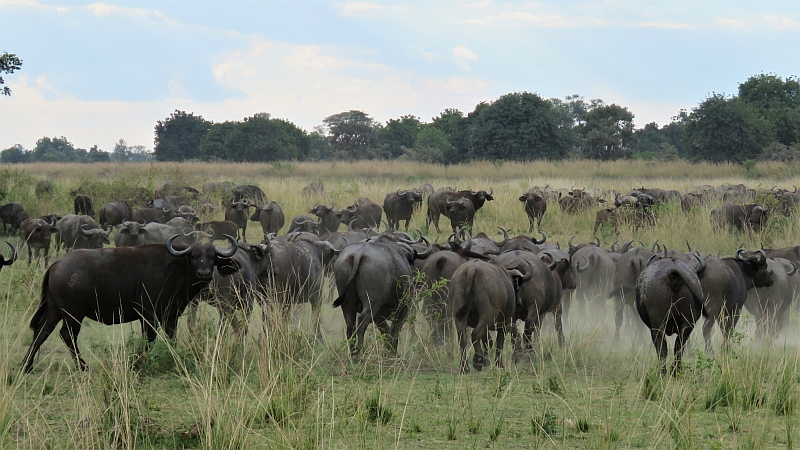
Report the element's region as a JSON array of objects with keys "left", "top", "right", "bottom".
[{"left": 1, "top": 180, "right": 798, "bottom": 375}]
